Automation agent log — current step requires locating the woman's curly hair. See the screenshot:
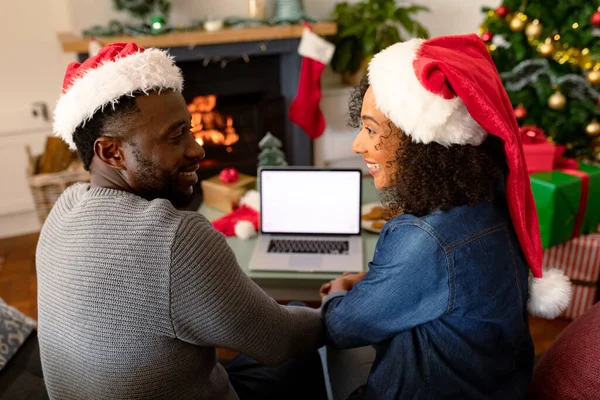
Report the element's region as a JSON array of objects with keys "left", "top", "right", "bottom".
[{"left": 349, "top": 76, "right": 508, "bottom": 217}]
